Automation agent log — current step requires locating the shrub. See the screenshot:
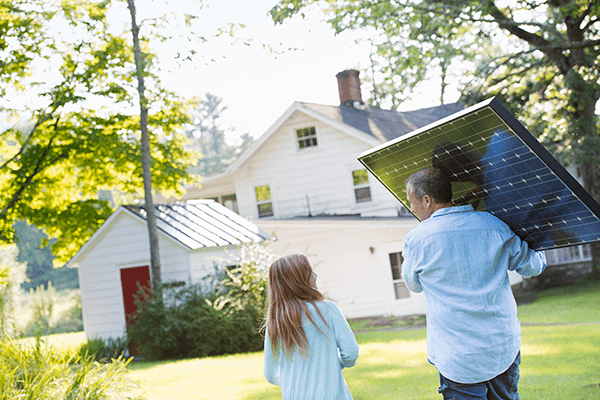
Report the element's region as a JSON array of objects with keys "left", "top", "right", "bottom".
[
  {"left": 19, "top": 287, "right": 84, "bottom": 337},
  {"left": 25, "top": 282, "right": 56, "bottom": 336},
  {"left": 52, "top": 290, "right": 84, "bottom": 334},
  {"left": 127, "top": 242, "right": 273, "bottom": 361},
  {"left": 78, "top": 337, "right": 130, "bottom": 362}
]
